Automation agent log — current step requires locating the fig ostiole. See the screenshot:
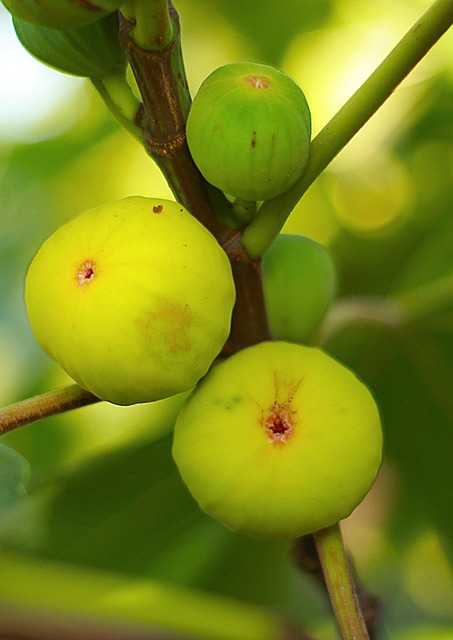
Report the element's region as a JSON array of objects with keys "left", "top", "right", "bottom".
[
  {"left": 186, "top": 62, "right": 311, "bottom": 203},
  {"left": 172, "top": 341, "right": 382, "bottom": 539},
  {"left": 25, "top": 197, "right": 236, "bottom": 406},
  {"left": 262, "top": 234, "right": 336, "bottom": 342}
]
